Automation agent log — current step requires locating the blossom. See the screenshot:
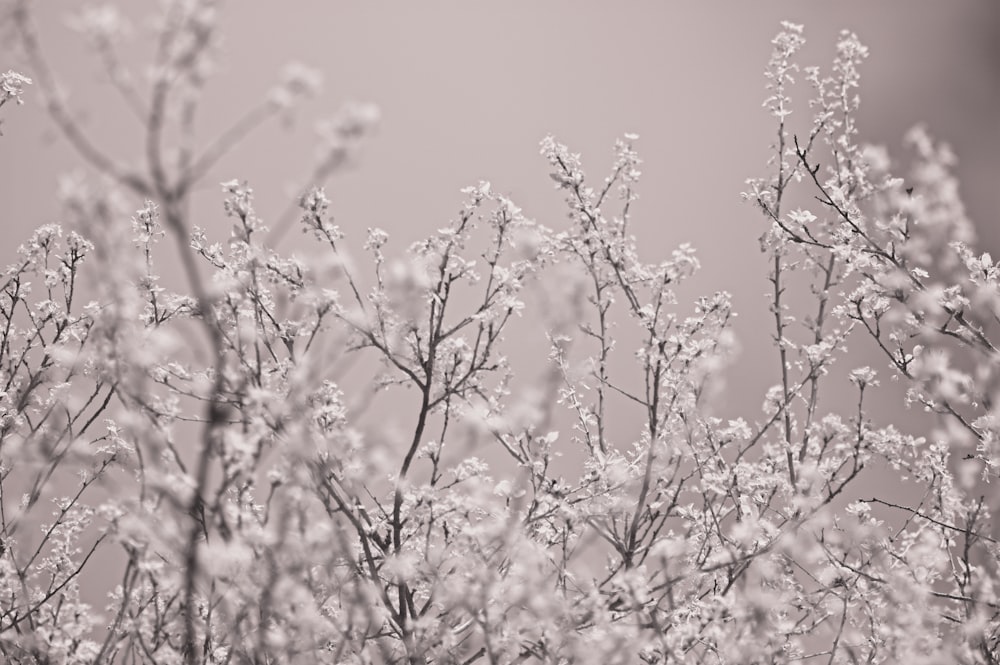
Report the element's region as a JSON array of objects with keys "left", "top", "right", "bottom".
[
  {"left": 848, "top": 366, "right": 879, "bottom": 388},
  {"left": 0, "top": 70, "right": 32, "bottom": 106}
]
